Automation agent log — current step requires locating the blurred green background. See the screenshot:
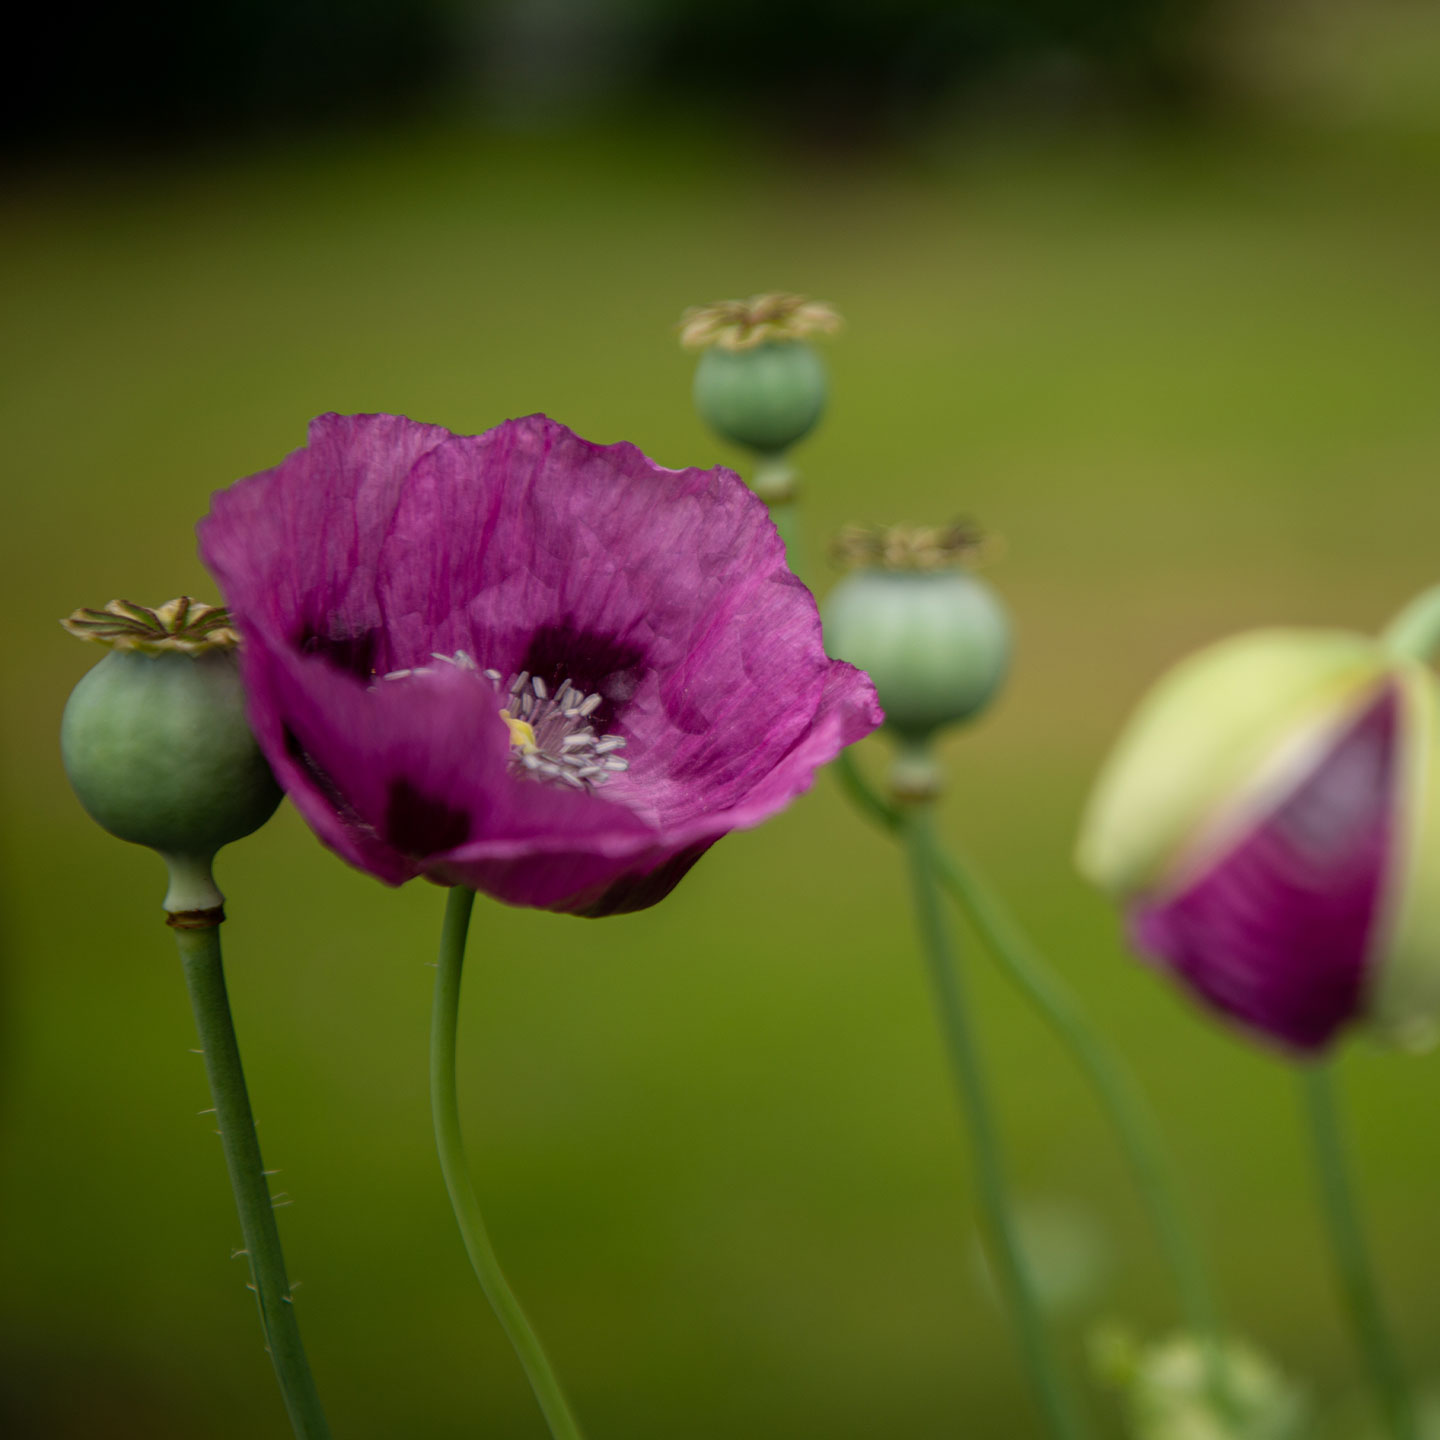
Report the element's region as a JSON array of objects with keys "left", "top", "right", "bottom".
[{"left": 6, "top": 1, "right": 1440, "bottom": 1436}]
